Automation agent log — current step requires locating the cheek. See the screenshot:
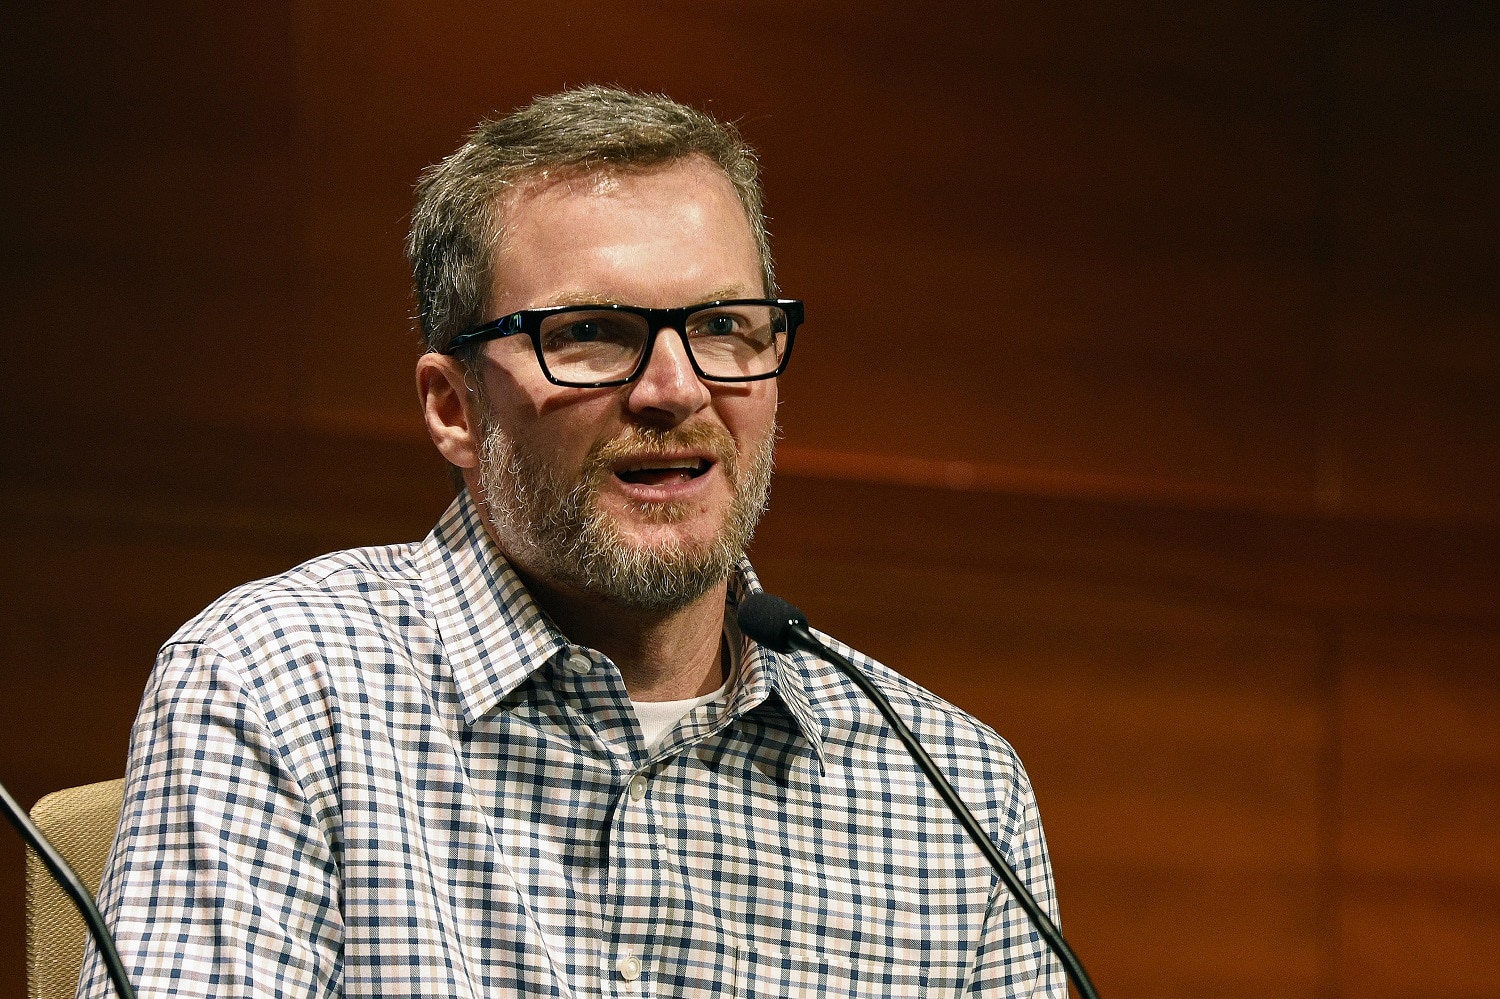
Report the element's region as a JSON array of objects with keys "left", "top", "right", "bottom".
[
  {"left": 724, "top": 386, "right": 779, "bottom": 446},
  {"left": 482, "top": 361, "right": 600, "bottom": 455},
  {"left": 510, "top": 398, "right": 621, "bottom": 470}
]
